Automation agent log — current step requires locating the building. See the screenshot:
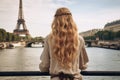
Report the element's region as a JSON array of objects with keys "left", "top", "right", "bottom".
[
  {"left": 104, "top": 20, "right": 120, "bottom": 32},
  {"left": 79, "top": 29, "right": 102, "bottom": 37},
  {"left": 79, "top": 19, "right": 120, "bottom": 38}
]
